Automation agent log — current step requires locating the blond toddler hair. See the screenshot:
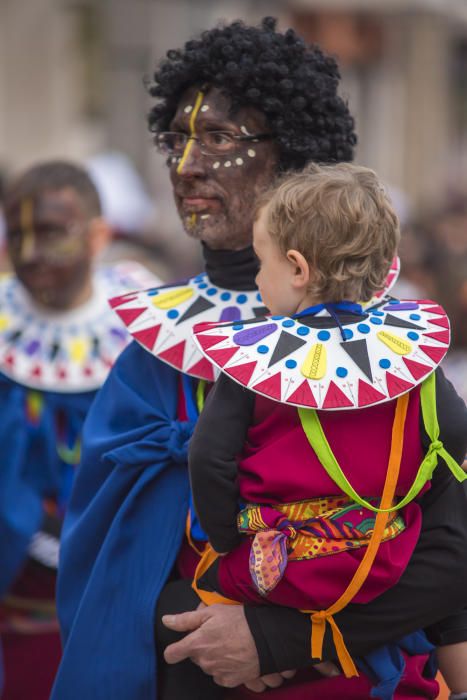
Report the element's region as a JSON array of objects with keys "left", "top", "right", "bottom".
[{"left": 257, "top": 163, "right": 400, "bottom": 303}]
